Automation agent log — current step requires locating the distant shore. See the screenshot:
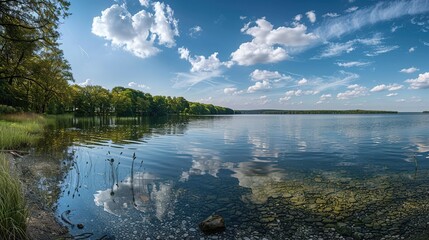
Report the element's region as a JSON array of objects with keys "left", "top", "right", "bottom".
[{"left": 234, "top": 109, "right": 398, "bottom": 114}]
